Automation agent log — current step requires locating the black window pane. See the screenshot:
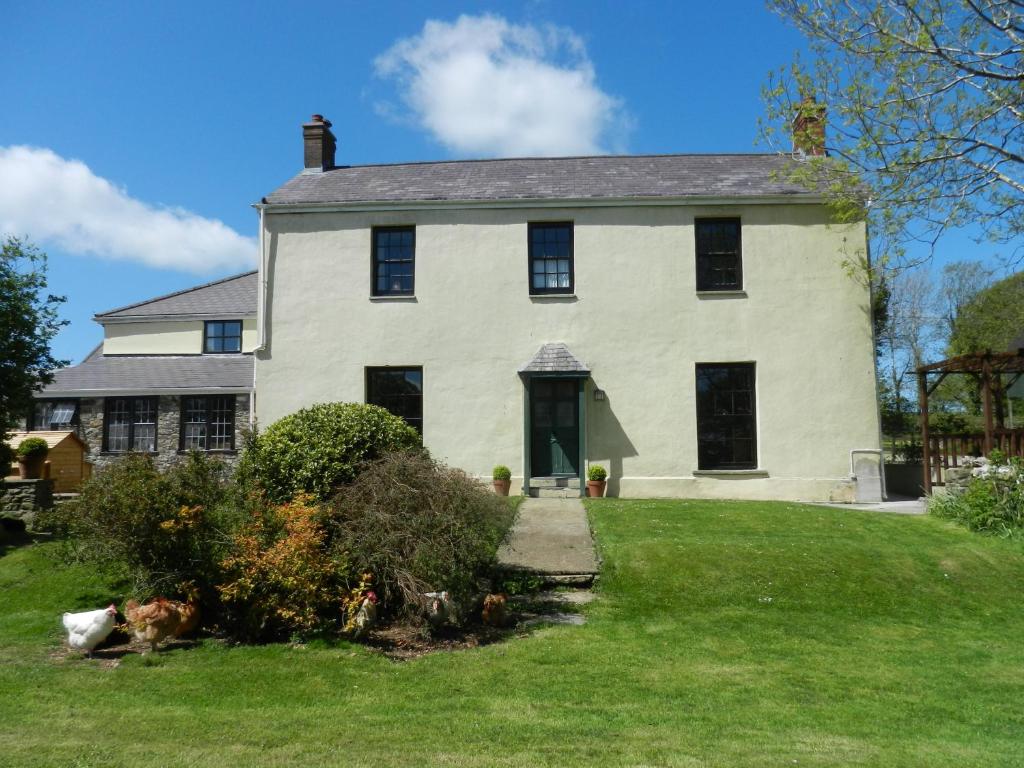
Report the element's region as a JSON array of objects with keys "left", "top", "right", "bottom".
[
  {"left": 205, "top": 320, "right": 243, "bottom": 353},
  {"left": 528, "top": 223, "right": 574, "bottom": 295},
  {"left": 367, "top": 367, "right": 423, "bottom": 433},
  {"left": 696, "top": 363, "right": 756, "bottom": 470},
  {"left": 696, "top": 219, "right": 742, "bottom": 291},
  {"left": 372, "top": 227, "right": 415, "bottom": 296}
]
